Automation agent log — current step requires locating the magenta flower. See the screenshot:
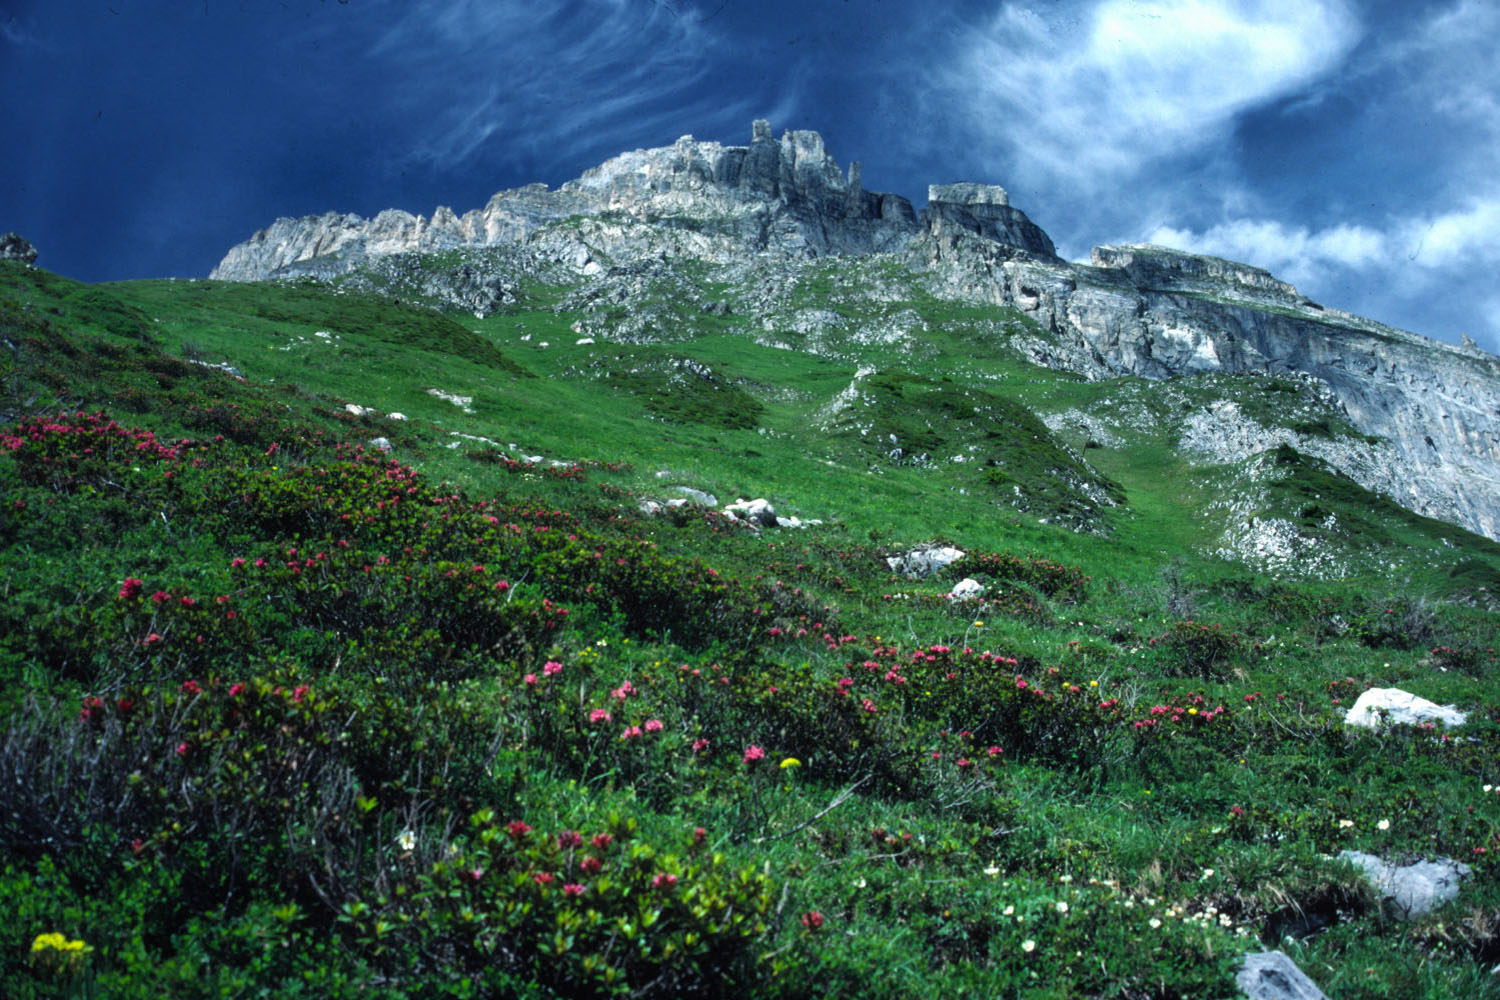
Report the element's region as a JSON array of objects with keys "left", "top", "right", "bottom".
[
  {"left": 651, "top": 872, "right": 678, "bottom": 891},
  {"left": 589, "top": 708, "right": 612, "bottom": 724},
  {"left": 506, "top": 819, "right": 533, "bottom": 840},
  {"left": 563, "top": 883, "right": 586, "bottom": 897},
  {"left": 621, "top": 725, "right": 643, "bottom": 740},
  {"left": 581, "top": 855, "right": 603, "bottom": 875},
  {"left": 645, "top": 719, "right": 663, "bottom": 733},
  {"left": 557, "top": 830, "right": 583, "bottom": 850},
  {"left": 692, "top": 737, "right": 710, "bottom": 752},
  {"left": 590, "top": 832, "right": 613, "bottom": 850},
  {"left": 523, "top": 673, "right": 538, "bottom": 686},
  {"left": 118, "top": 577, "right": 143, "bottom": 599},
  {"left": 543, "top": 660, "right": 563, "bottom": 676},
  {"left": 534, "top": 872, "right": 554, "bottom": 885},
  {"left": 743, "top": 745, "right": 766, "bottom": 765}
]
